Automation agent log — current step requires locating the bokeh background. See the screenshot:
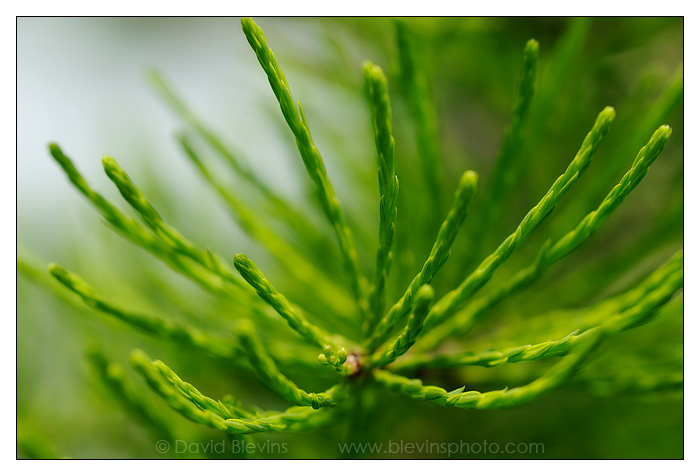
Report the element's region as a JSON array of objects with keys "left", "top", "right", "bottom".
[{"left": 17, "top": 17, "right": 683, "bottom": 459}]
